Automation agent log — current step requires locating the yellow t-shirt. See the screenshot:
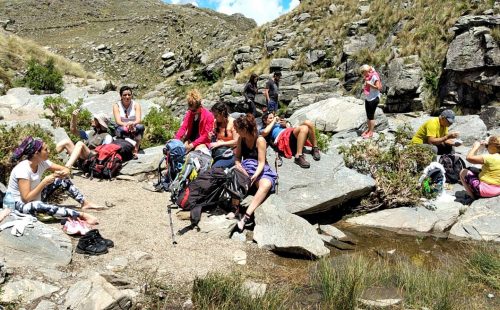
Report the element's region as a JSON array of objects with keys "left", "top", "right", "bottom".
[
  {"left": 479, "top": 153, "right": 500, "bottom": 185},
  {"left": 411, "top": 117, "right": 448, "bottom": 144}
]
